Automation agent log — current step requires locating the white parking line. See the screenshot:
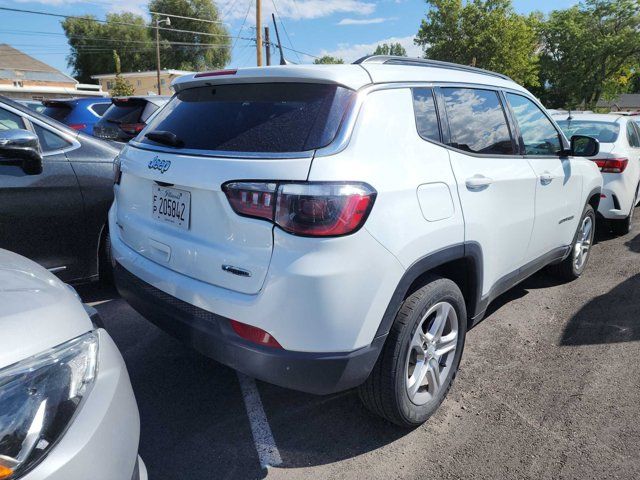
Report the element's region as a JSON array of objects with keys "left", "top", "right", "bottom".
[{"left": 237, "top": 372, "right": 283, "bottom": 469}]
